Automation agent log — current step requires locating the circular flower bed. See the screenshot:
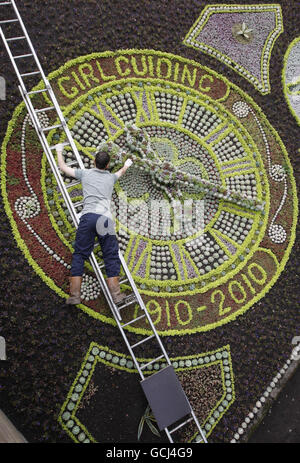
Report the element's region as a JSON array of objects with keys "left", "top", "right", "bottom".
[{"left": 2, "top": 50, "right": 297, "bottom": 339}]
